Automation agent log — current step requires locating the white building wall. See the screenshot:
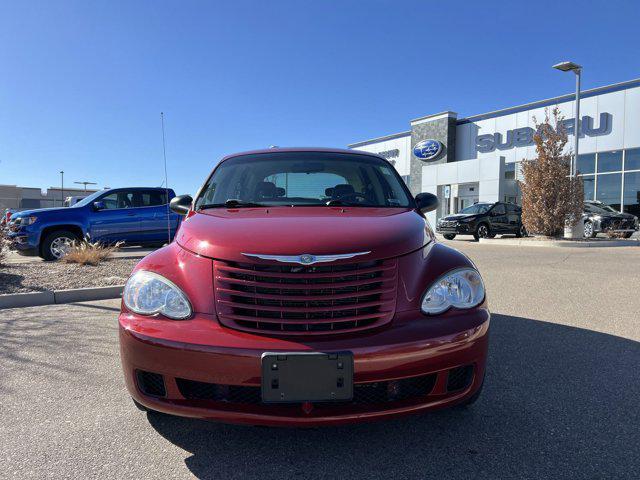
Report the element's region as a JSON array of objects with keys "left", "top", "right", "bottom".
[
  {"left": 350, "top": 80, "right": 640, "bottom": 219},
  {"left": 455, "top": 85, "right": 640, "bottom": 162},
  {"left": 351, "top": 135, "right": 411, "bottom": 177}
]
